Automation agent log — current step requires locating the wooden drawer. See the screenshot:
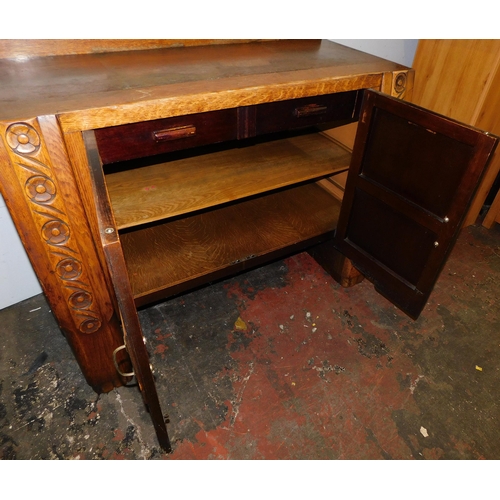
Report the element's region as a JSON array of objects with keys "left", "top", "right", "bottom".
[
  {"left": 255, "top": 90, "right": 361, "bottom": 135},
  {"left": 95, "top": 108, "right": 238, "bottom": 164}
]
